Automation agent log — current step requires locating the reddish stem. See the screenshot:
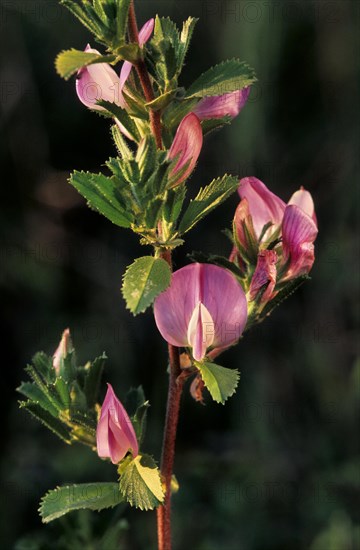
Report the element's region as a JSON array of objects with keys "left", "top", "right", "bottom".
[
  {"left": 128, "top": 7, "right": 183, "bottom": 547},
  {"left": 128, "top": 2, "right": 163, "bottom": 149},
  {"left": 156, "top": 345, "right": 184, "bottom": 550}
]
